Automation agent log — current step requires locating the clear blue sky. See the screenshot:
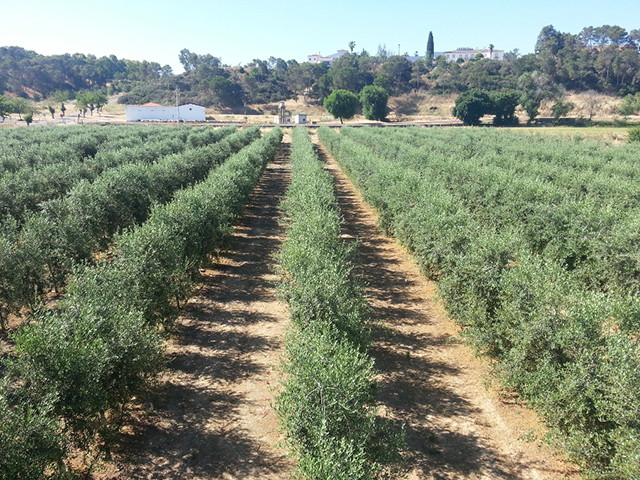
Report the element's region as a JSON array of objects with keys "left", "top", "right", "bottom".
[{"left": 2, "top": 0, "right": 638, "bottom": 73}]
